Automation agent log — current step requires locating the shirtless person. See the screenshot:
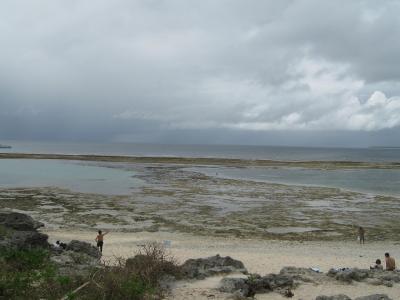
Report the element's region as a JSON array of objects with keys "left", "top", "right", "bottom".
[
  {"left": 385, "top": 253, "right": 396, "bottom": 271},
  {"left": 95, "top": 230, "right": 109, "bottom": 253}
]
